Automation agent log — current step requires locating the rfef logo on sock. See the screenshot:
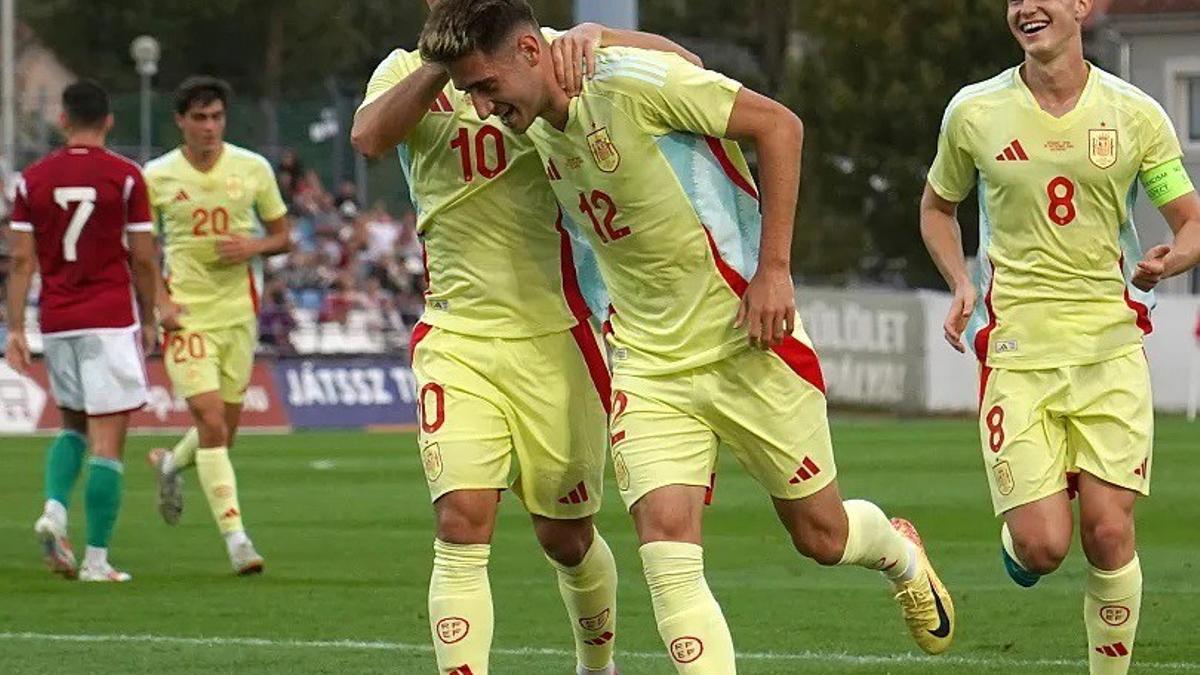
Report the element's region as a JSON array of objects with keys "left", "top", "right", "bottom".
[
  {"left": 670, "top": 637, "right": 704, "bottom": 664},
  {"left": 579, "top": 608, "right": 610, "bottom": 632},
  {"left": 1100, "top": 605, "right": 1131, "bottom": 627},
  {"left": 436, "top": 617, "right": 470, "bottom": 644}
]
